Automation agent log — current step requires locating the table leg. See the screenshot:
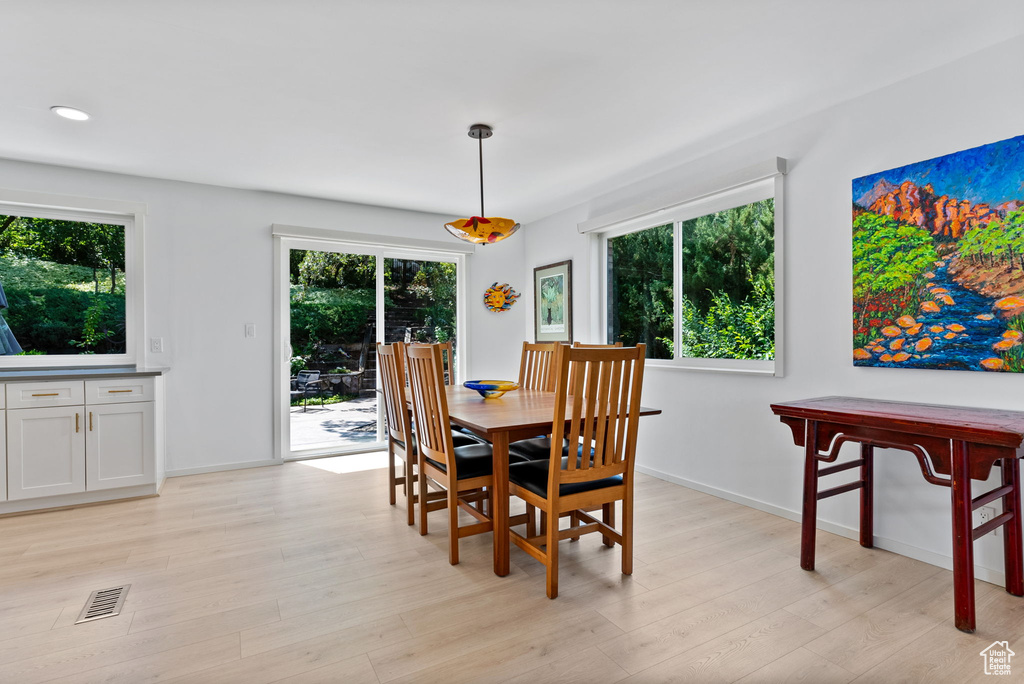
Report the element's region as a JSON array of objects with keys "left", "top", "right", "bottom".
[
  {"left": 1002, "top": 457, "right": 1024, "bottom": 597},
  {"left": 860, "top": 443, "right": 874, "bottom": 548},
  {"left": 492, "top": 431, "right": 510, "bottom": 577},
  {"left": 801, "top": 420, "right": 819, "bottom": 571},
  {"left": 950, "top": 439, "right": 976, "bottom": 632}
]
